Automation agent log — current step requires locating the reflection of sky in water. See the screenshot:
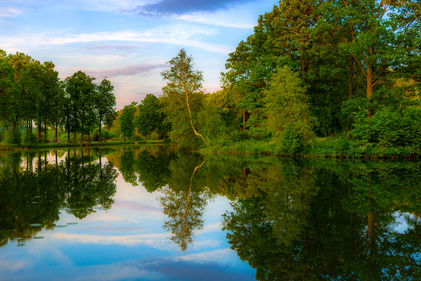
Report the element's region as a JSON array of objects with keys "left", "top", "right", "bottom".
[
  {"left": 0, "top": 173, "right": 256, "bottom": 281},
  {"left": 392, "top": 211, "right": 418, "bottom": 233}
]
